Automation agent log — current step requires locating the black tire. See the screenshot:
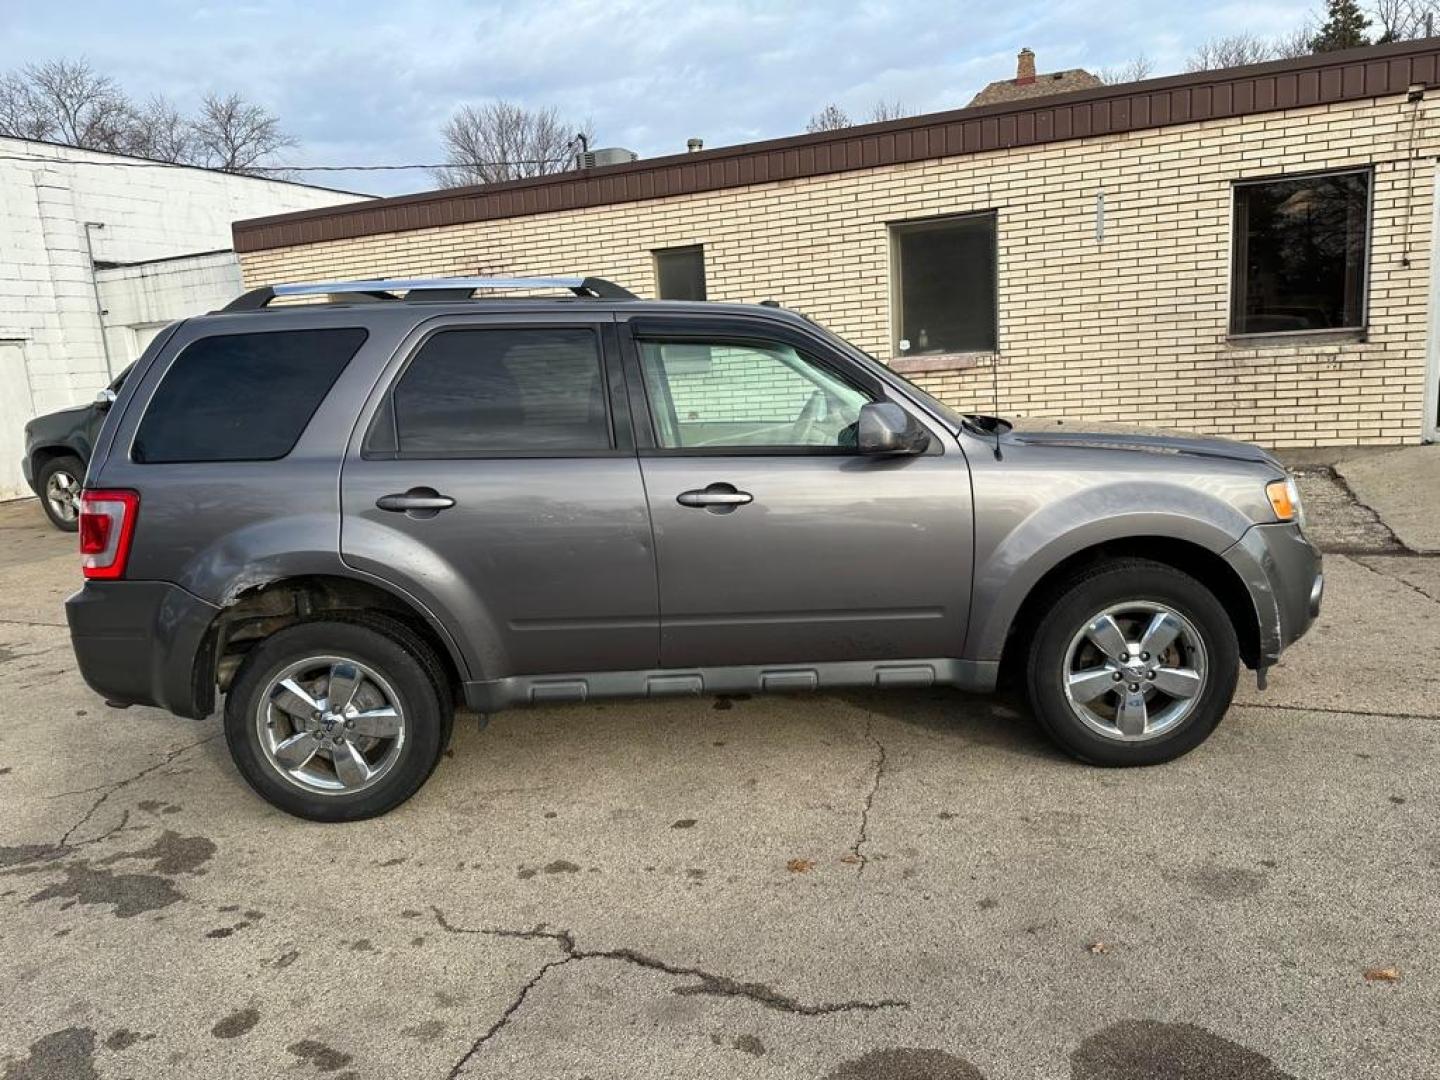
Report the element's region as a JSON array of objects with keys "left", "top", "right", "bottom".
[
  {"left": 37, "top": 454, "right": 85, "bottom": 532},
  {"left": 1023, "top": 559, "right": 1239, "bottom": 766},
  {"left": 224, "top": 619, "right": 452, "bottom": 821}
]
